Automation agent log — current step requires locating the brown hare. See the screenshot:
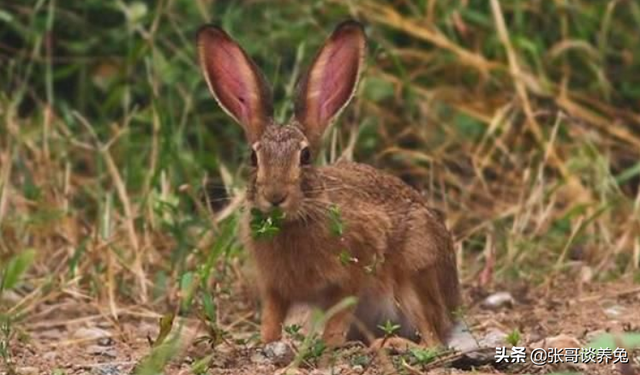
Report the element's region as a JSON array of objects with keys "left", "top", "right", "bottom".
[{"left": 196, "top": 20, "right": 461, "bottom": 349}]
